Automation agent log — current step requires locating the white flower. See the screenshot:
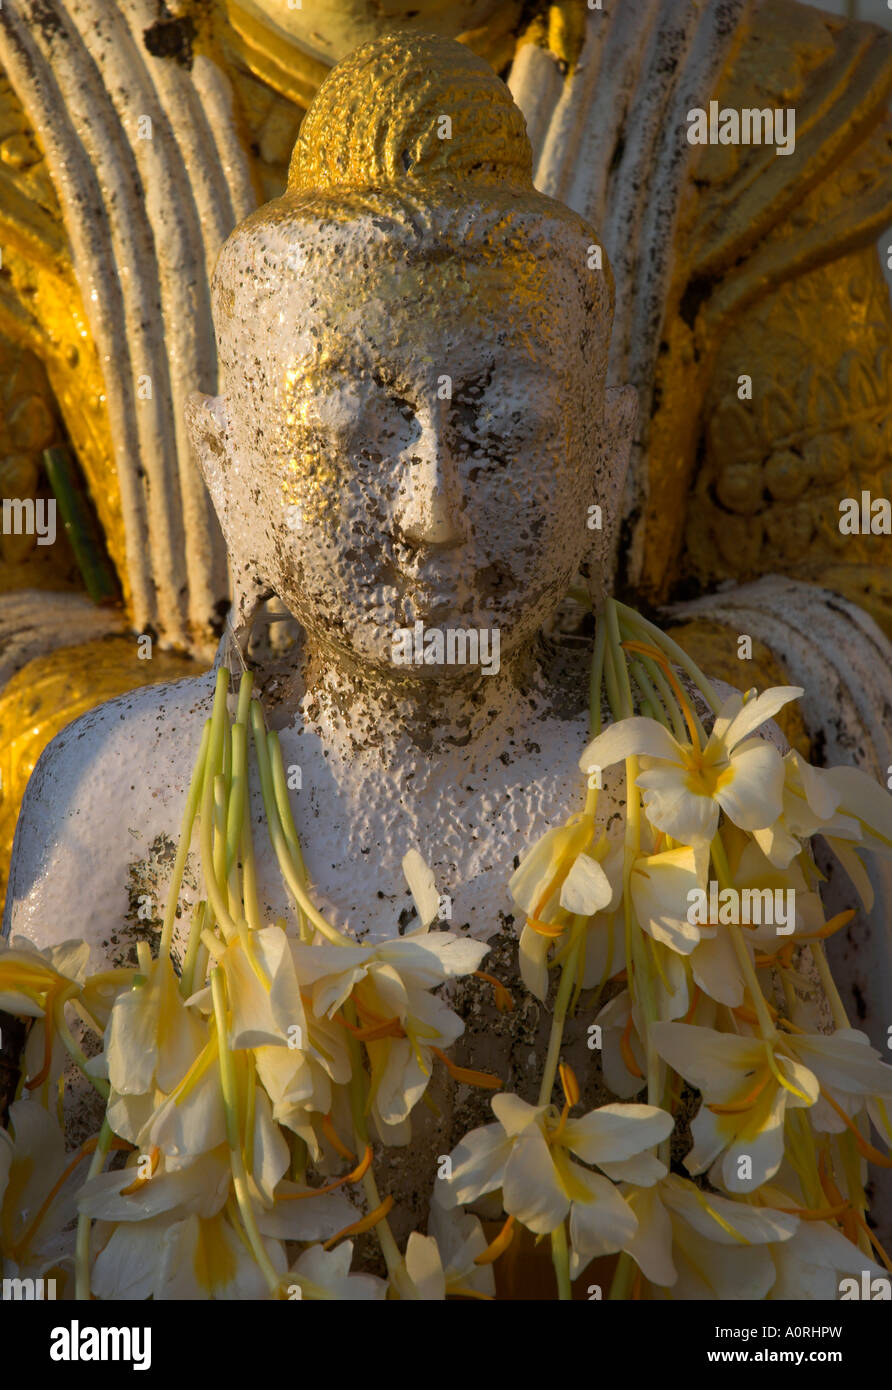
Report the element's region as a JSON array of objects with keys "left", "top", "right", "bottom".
[
  {"left": 287, "top": 1241, "right": 387, "bottom": 1301},
  {"left": 218, "top": 924, "right": 308, "bottom": 1050},
  {"left": 437, "top": 1092, "right": 673, "bottom": 1278},
  {"left": 106, "top": 954, "right": 206, "bottom": 1099},
  {"left": 755, "top": 752, "right": 892, "bottom": 864},
  {"left": 404, "top": 1206, "right": 496, "bottom": 1300},
  {"left": 402, "top": 848, "right": 441, "bottom": 929},
  {"left": 577, "top": 842, "right": 626, "bottom": 990},
  {"left": 292, "top": 931, "right": 489, "bottom": 1141},
  {"left": 0, "top": 1099, "right": 79, "bottom": 1277},
  {"left": 253, "top": 1008, "right": 352, "bottom": 1161},
  {"left": 768, "top": 1218, "right": 888, "bottom": 1301},
  {"left": 651, "top": 1022, "right": 818, "bottom": 1191},
  {"left": 754, "top": 754, "right": 892, "bottom": 910},
  {"left": 623, "top": 1172, "right": 797, "bottom": 1298},
  {"left": 784, "top": 1027, "right": 892, "bottom": 1142},
  {"left": 90, "top": 1209, "right": 287, "bottom": 1300},
  {"left": 509, "top": 814, "right": 614, "bottom": 1001},
  {"left": 0, "top": 936, "right": 90, "bottom": 1018},
  {"left": 595, "top": 993, "right": 646, "bottom": 1098},
  {"left": 630, "top": 843, "right": 709, "bottom": 956},
  {"left": 579, "top": 687, "right": 803, "bottom": 846}
]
